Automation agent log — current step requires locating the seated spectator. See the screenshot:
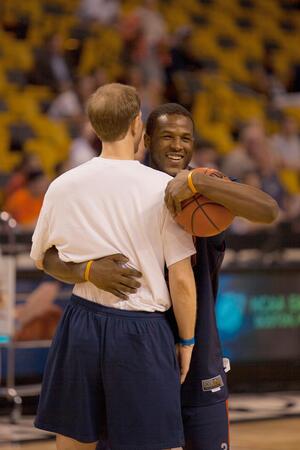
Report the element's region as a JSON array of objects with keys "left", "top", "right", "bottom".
[
  {"left": 222, "top": 120, "right": 277, "bottom": 179},
  {"left": 259, "top": 168, "right": 287, "bottom": 210},
  {"left": 48, "top": 75, "right": 95, "bottom": 122},
  {"left": 29, "top": 34, "right": 72, "bottom": 92},
  {"left": 165, "top": 26, "right": 202, "bottom": 109},
  {"left": 124, "top": 65, "right": 163, "bottom": 120},
  {"left": 135, "top": 0, "right": 167, "bottom": 50},
  {"left": 4, "top": 154, "right": 42, "bottom": 201},
  {"left": 68, "top": 121, "right": 100, "bottom": 168},
  {"left": 250, "top": 47, "right": 286, "bottom": 99},
  {"left": 271, "top": 115, "right": 300, "bottom": 171},
  {"left": 230, "top": 171, "right": 281, "bottom": 234},
  {"left": 3, "top": 170, "right": 49, "bottom": 229},
  {"left": 47, "top": 81, "right": 83, "bottom": 120},
  {"left": 121, "top": 0, "right": 168, "bottom": 83}
]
